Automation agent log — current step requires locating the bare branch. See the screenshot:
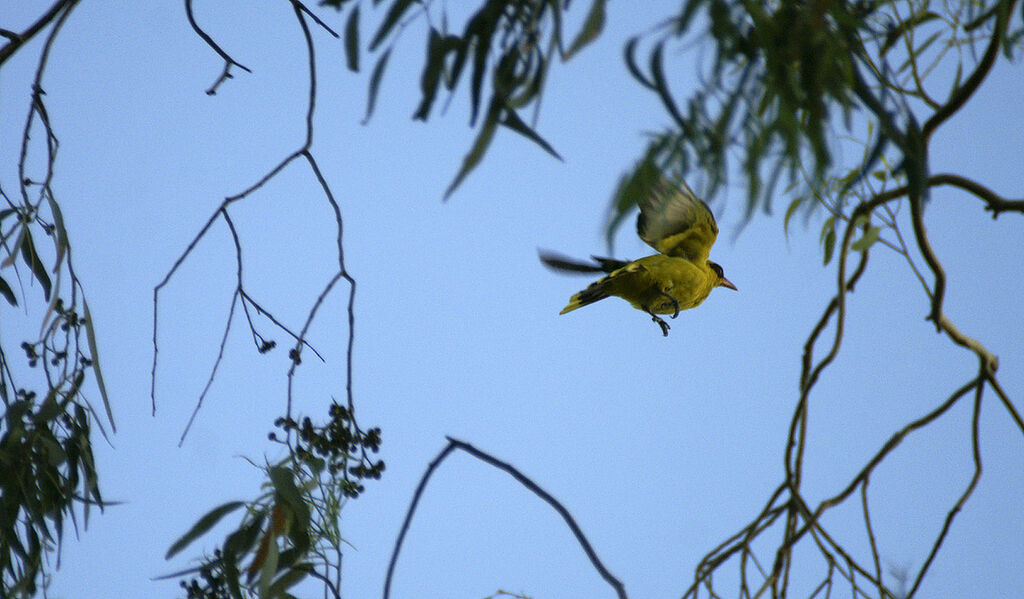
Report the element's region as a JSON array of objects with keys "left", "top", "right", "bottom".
[
  {"left": 183, "top": 0, "right": 253, "bottom": 95},
  {"left": 0, "top": 0, "right": 76, "bottom": 67},
  {"left": 385, "top": 438, "right": 629, "bottom": 599},
  {"left": 905, "top": 375, "right": 985, "bottom": 598}
]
